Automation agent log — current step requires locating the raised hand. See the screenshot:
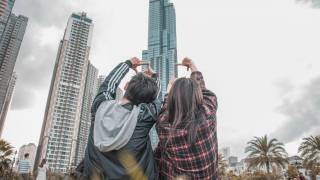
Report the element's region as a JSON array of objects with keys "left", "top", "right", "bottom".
[
  {"left": 143, "top": 64, "right": 155, "bottom": 77},
  {"left": 130, "top": 57, "right": 142, "bottom": 73},
  {"left": 177, "top": 57, "right": 197, "bottom": 72}
]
